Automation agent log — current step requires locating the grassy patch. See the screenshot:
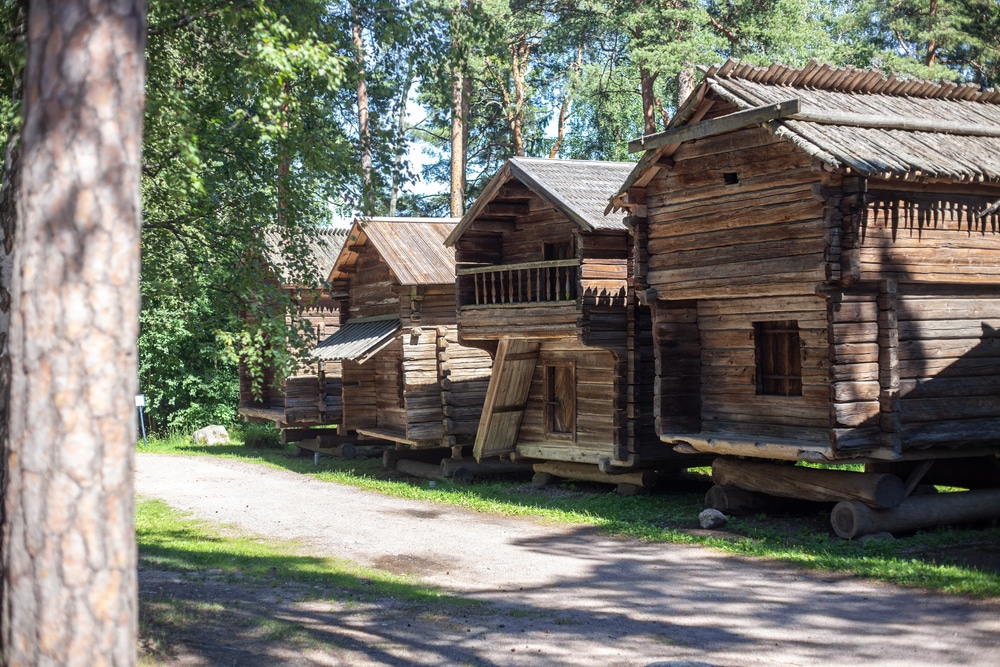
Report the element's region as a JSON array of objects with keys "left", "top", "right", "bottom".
[
  {"left": 137, "top": 498, "right": 460, "bottom": 604},
  {"left": 138, "top": 436, "right": 1000, "bottom": 598}
]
